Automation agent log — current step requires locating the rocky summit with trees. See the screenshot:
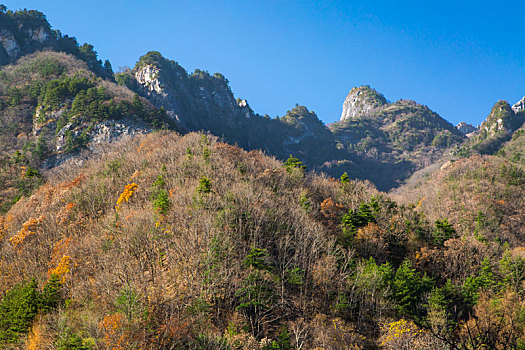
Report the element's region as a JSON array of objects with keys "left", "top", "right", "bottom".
[{"left": 0, "top": 5, "right": 525, "bottom": 350}]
